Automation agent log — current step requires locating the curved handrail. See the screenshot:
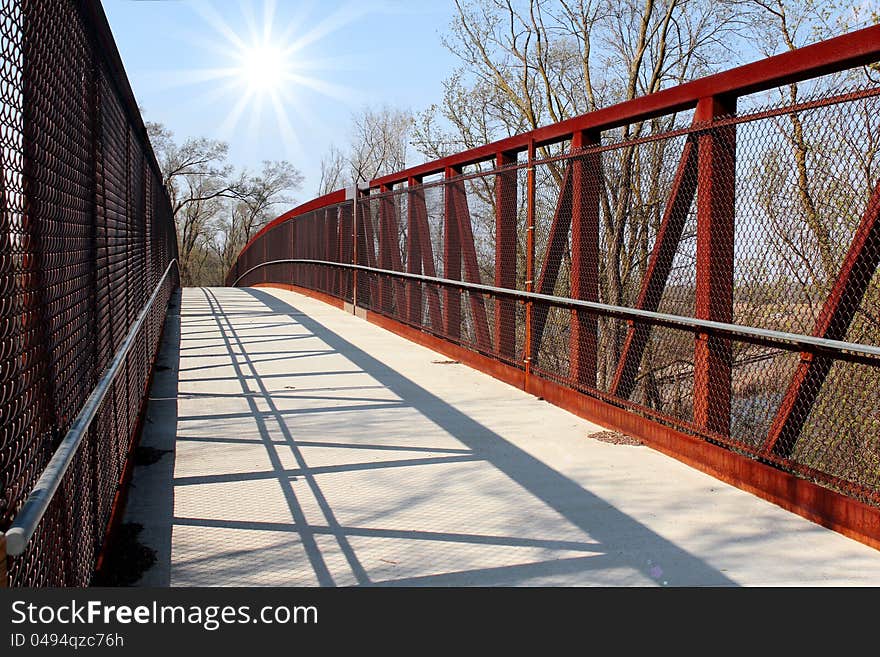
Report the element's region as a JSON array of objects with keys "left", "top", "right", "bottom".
[
  {"left": 2, "top": 259, "right": 179, "bottom": 557},
  {"left": 231, "top": 258, "right": 880, "bottom": 364}
]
